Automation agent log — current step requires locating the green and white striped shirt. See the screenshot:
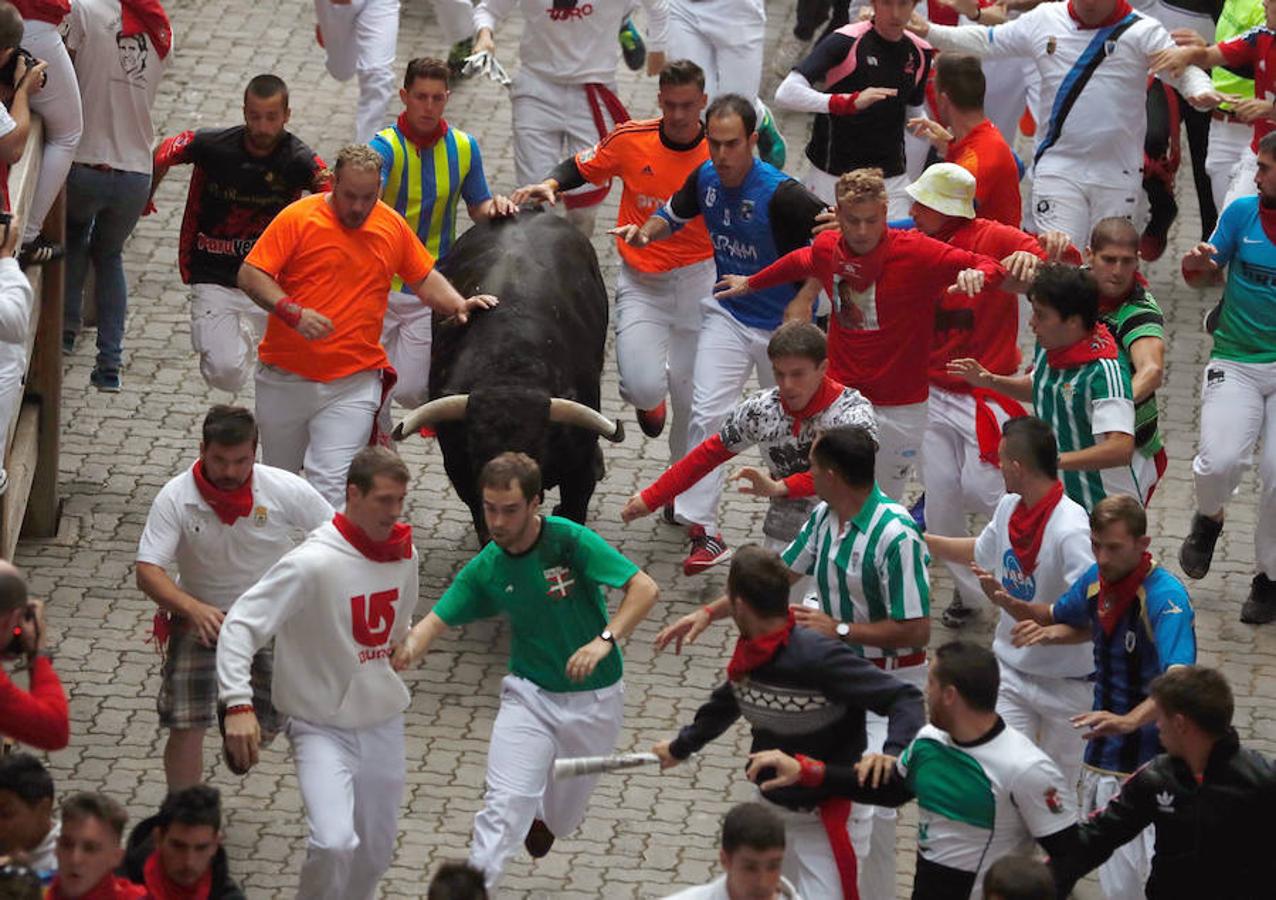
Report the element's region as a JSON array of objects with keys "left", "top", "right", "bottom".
[
  {"left": 1031, "top": 346, "right": 1139, "bottom": 512},
  {"left": 781, "top": 486, "right": 930, "bottom": 661}
]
